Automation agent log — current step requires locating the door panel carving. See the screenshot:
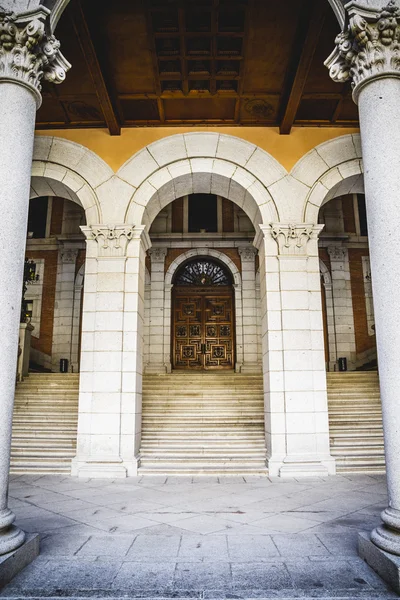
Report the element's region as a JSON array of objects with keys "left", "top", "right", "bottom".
[{"left": 173, "top": 290, "right": 234, "bottom": 370}]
